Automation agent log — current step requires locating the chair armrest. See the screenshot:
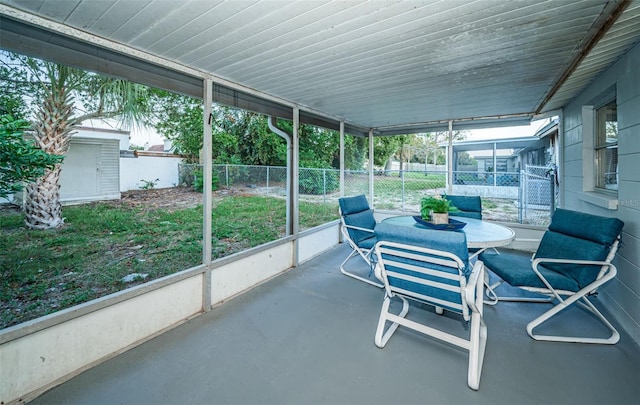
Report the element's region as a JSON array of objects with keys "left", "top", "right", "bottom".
[
  {"left": 533, "top": 257, "right": 615, "bottom": 267},
  {"left": 532, "top": 257, "right": 616, "bottom": 277},
  {"left": 342, "top": 223, "right": 375, "bottom": 233},
  {"left": 531, "top": 257, "right": 617, "bottom": 294},
  {"left": 464, "top": 260, "right": 484, "bottom": 311}
]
